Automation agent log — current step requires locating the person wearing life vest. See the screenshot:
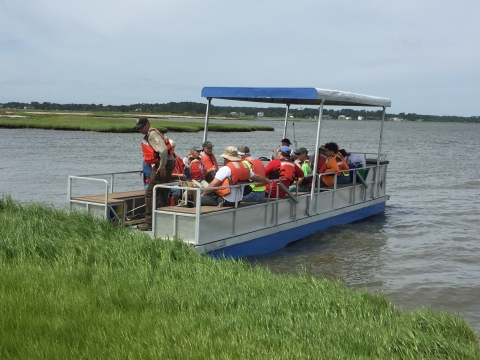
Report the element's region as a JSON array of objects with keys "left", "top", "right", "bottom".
[
  {"left": 168, "top": 139, "right": 187, "bottom": 181},
  {"left": 200, "top": 146, "right": 270, "bottom": 207},
  {"left": 329, "top": 143, "right": 350, "bottom": 184},
  {"left": 289, "top": 147, "right": 312, "bottom": 193},
  {"left": 309, "top": 145, "right": 327, "bottom": 174},
  {"left": 134, "top": 117, "right": 175, "bottom": 231},
  {"left": 201, "top": 141, "right": 218, "bottom": 183},
  {"left": 186, "top": 145, "right": 209, "bottom": 188},
  {"left": 237, "top": 145, "right": 267, "bottom": 202},
  {"left": 265, "top": 145, "right": 304, "bottom": 198},
  {"left": 319, "top": 142, "right": 341, "bottom": 187}
]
